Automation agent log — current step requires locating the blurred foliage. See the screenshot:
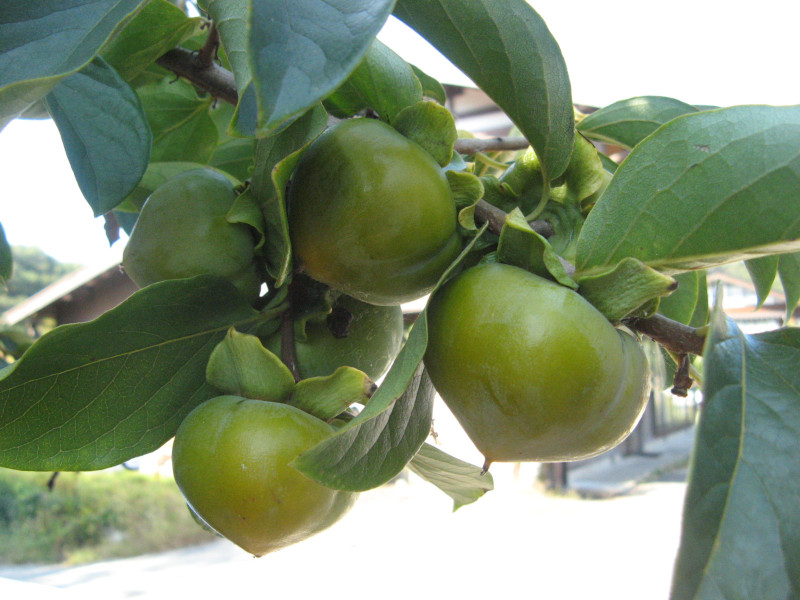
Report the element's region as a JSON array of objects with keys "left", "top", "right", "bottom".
[{"left": 0, "top": 468, "right": 215, "bottom": 565}]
